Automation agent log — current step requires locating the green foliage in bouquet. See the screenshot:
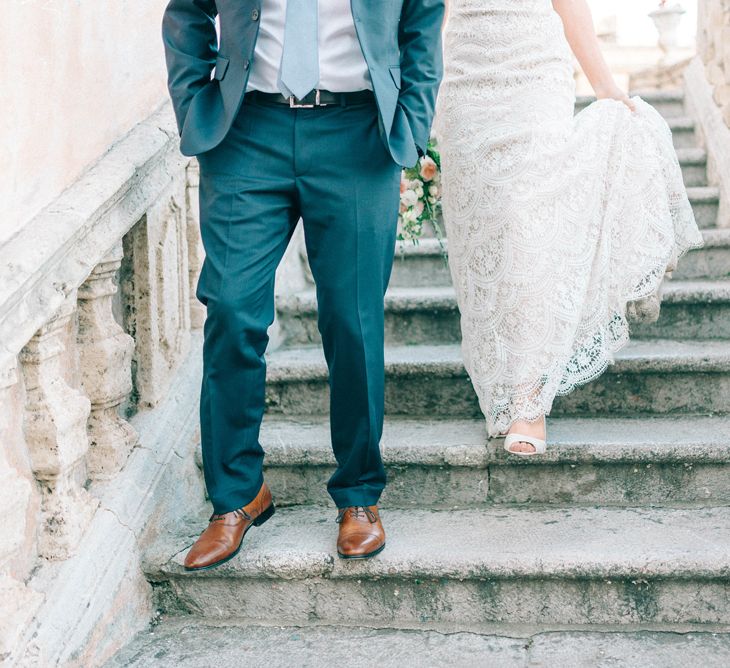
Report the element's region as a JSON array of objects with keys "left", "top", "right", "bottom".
[{"left": 397, "top": 139, "right": 445, "bottom": 247}]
